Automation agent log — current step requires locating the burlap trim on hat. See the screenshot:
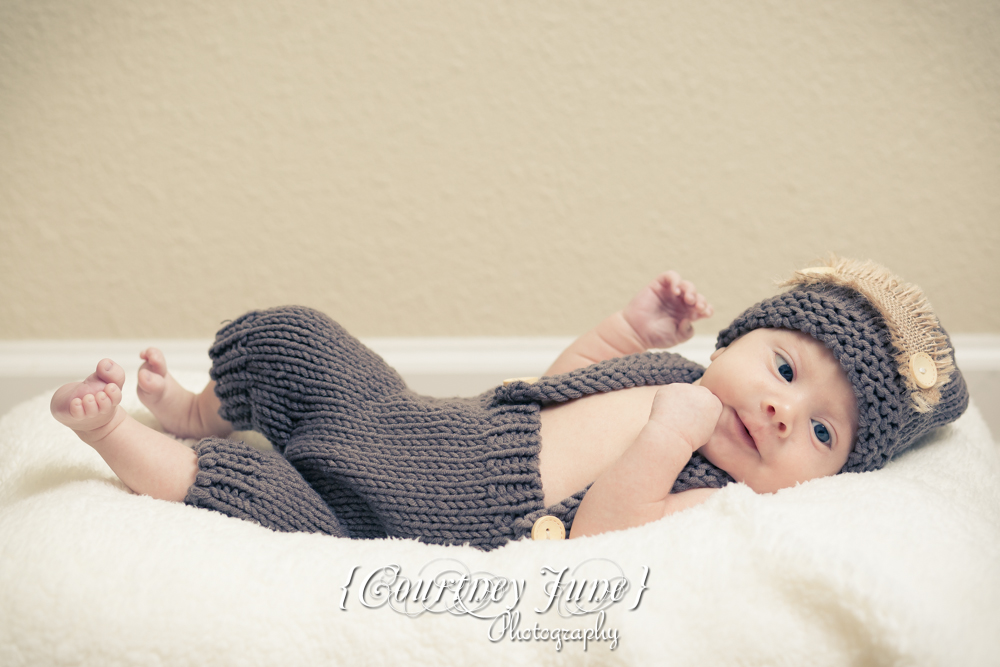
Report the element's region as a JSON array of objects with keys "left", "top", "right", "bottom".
[{"left": 780, "top": 255, "right": 955, "bottom": 413}]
